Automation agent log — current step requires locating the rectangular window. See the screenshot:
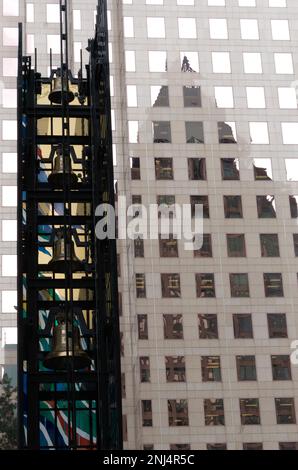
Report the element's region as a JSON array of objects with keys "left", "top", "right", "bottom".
[
  {"left": 168, "top": 400, "right": 189, "bottom": 426},
  {"left": 163, "top": 314, "right": 183, "bottom": 339},
  {"left": 151, "top": 85, "right": 169, "bottom": 107},
  {"left": 198, "top": 314, "right": 218, "bottom": 339},
  {"left": 183, "top": 86, "right": 201, "bottom": 107},
  {"left": 218, "top": 121, "right": 237, "bottom": 143},
  {"left": 230, "top": 273, "right": 250, "bottom": 297},
  {"left": 180, "top": 52, "right": 199, "bottom": 72},
  {"left": 190, "top": 195, "right": 209, "bottom": 218},
  {"left": 166, "top": 356, "right": 186, "bottom": 382},
  {"left": 240, "top": 399, "right": 260, "bottom": 425},
  {"left": 253, "top": 158, "right": 272, "bottom": 180},
  {"left": 185, "top": 121, "right": 204, "bottom": 143},
  {"left": 289, "top": 196, "right": 298, "bottom": 218},
  {"left": 170, "top": 444, "right": 191, "bottom": 450},
  {"left": 136, "top": 273, "right": 146, "bottom": 298},
  {"left": 275, "top": 398, "right": 296, "bottom": 424},
  {"left": 279, "top": 443, "right": 298, "bottom": 451},
  {"left": 196, "top": 273, "right": 215, "bottom": 298},
  {"left": 260, "top": 234, "right": 280, "bottom": 257},
  {"left": 134, "top": 238, "right": 144, "bottom": 258},
  {"left": 233, "top": 314, "right": 253, "bottom": 339},
  {"left": 227, "top": 234, "right": 246, "bottom": 257},
  {"left": 142, "top": 400, "right": 152, "bottom": 426},
  {"left": 221, "top": 158, "right": 239, "bottom": 180},
  {"left": 194, "top": 234, "right": 212, "bottom": 257},
  {"left": 159, "top": 236, "right": 179, "bottom": 257},
  {"left": 161, "top": 274, "right": 181, "bottom": 298},
  {"left": 155, "top": 158, "right": 173, "bottom": 180},
  {"left": 257, "top": 196, "right": 276, "bottom": 218},
  {"left": 140, "top": 357, "right": 150, "bottom": 383},
  {"left": 224, "top": 196, "right": 243, "bottom": 218},
  {"left": 207, "top": 443, "right": 227, "bottom": 450},
  {"left": 138, "top": 314, "right": 148, "bottom": 339},
  {"left": 201, "top": 356, "right": 221, "bottom": 382},
  {"left": 271, "top": 355, "right": 292, "bottom": 380},
  {"left": 148, "top": 51, "right": 167, "bottom": 72},
  {"left": 264, "top": 273, "right": 284, "bottom": 297},
  {"left": 243, "top": 443, "right": 263, "bottom": 450},
  {"left": 267, "top": 314, "right": 287, "bottom": 338},
  {"left": 3, "top": 0, "right": 19, "bottom": 16},
  {"left": 153, "top": 121, "right": 172, "bottom": 143},
  {"left": 130, "top": 157, "right": 140, "bottom": 180},
  {"left": 204, "top": 399, "right": 225, "bottom": 426},
  {"left": 188, "top": 158, "right": 206, "bottom": 180},
  {"left": 236, "top": 356, "right": 257, "bottom": 381},
  {"left": 294, "top": 234, "right": 298, "bottom": 256}
]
